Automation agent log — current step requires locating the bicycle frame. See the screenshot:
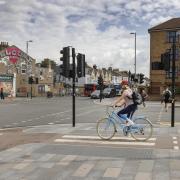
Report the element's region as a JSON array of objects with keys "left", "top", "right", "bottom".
[
  {"left": 107, "top": 110, "right": 147, "bottom": 134},
  {"left": 107, "top": 111, "right": 127, "bottom": 131}
]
